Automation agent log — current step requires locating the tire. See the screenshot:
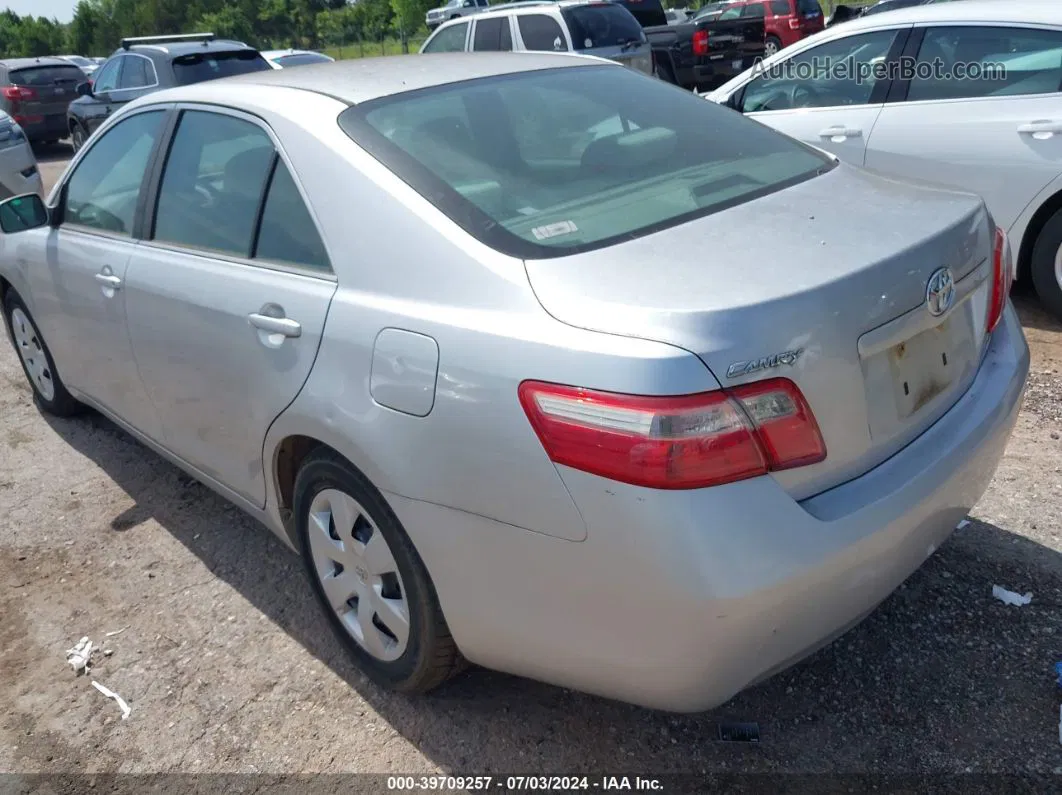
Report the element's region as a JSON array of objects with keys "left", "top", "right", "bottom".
[
  {"left": 765, "top": 36, "right": 782, "bottom": 57},
  {"left": 70, "top": 124, "right": 87, "bottom": 154},
  {"left": 2, "top": 289, "right": 82, "bottom": 417},
  {"left": 295, "top": 449, "right": 463, "bottom": 693},
  {"left": 1030, "top": 208, "right": 1062, "bottom": 319}
]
